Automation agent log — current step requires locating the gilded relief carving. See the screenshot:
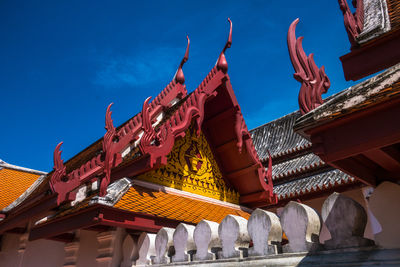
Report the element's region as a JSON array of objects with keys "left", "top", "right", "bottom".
[{"left": 136, "top": 124, "right": 239, "bottom": 203}]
